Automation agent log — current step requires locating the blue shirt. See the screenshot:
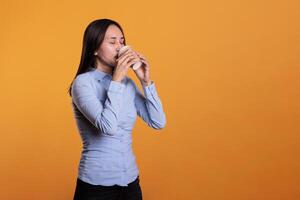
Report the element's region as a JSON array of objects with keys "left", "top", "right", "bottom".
[{"left": 71, "top": 67, "right": 166, "bottom": 186}]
